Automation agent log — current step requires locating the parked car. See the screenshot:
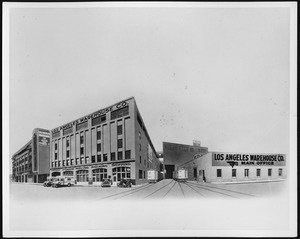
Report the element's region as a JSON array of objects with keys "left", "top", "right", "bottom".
[
  {"left": 52, "top": 176, "right": 75, "bottom": 188},
  {"left": 101, "top": 178, "right": 112, "bottom": 187},
  {"left": 43, "top": 177, "right": 55, "bottom": 187},
  {"left": 117, "top": 178, "right": 132, "bottom": 188}
]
